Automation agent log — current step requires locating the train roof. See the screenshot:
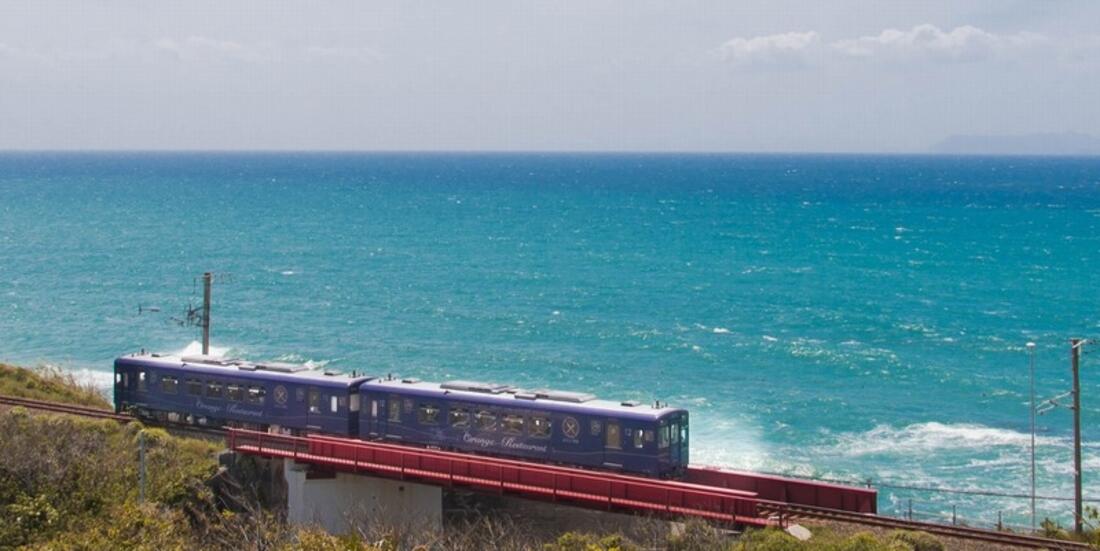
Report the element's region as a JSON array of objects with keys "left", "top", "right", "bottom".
[
  {"left": 115, "top": 352, "right": 373, "bottom": 388},
  {"left": 364, "top": 377, "right": 685, "bottom": 421}
]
